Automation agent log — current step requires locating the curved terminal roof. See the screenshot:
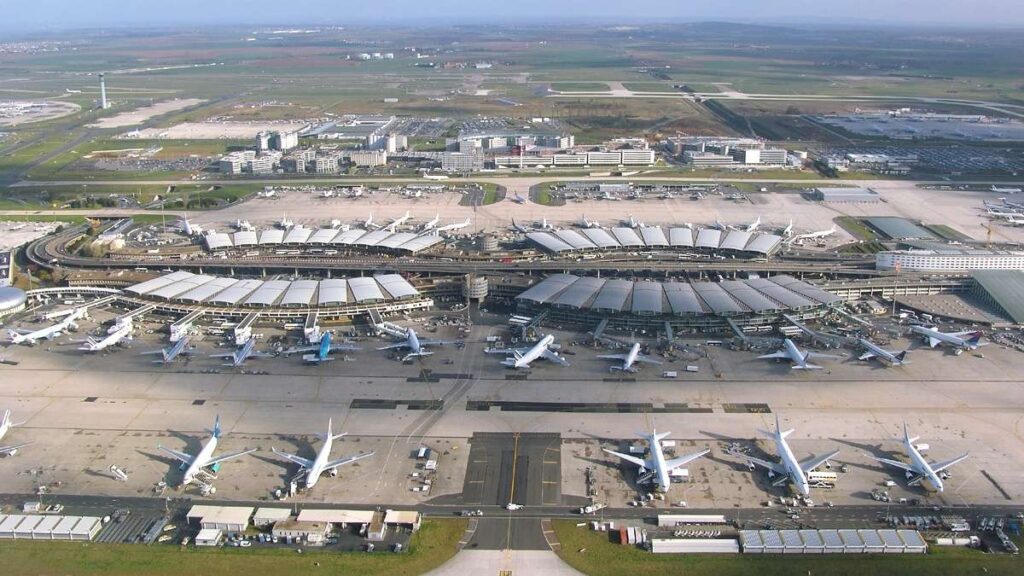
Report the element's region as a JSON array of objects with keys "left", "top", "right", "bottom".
[
  {"left": 178, "top": 277, "right": 237, "bottom": 303},
  {"left": 611, "top": 227, "right": 643, "bottom": 247},
  {"left": 398, "top": 234, "right": 445, "bottom": 253},
  {"left": 669, "top": 227, "right": 694, "bottom": 247},
  {"left": 526, "top": 232, "right": 573, "bottom": 253},
  {"left": 744, "top": 277, "right": 815, "bottom": 309},
  {"left": 332, "top": 229, "right": 367, "bottom": 244},
  {"left": 639, "top": 227, "right": 668, "bottom": 247},
  {"left": 692, "top": 282, "right": 743, "bottom": 314},
  {"left": 204, "top": 233, "right": 232, "bottom": 251},
  {"left": 354, "top": 229, "right": 393, "bottom": 247},
  {"left": 552, "top": 229, "right": 596, "bottom": 250},
  {"left": 208, "top": 279, "right": 264, "bottom": 305},
  {"left": 233, "top": 230, "right": 258, "bottom": 247},
  {"left": 317, "top": 279, "right": 348, "bottom": 306},
  {"left": 719, "top": 280, "right": 779, "bottom": 313},
  {"left": 591, "top": 279, "right": 632, "bottom": 312},
  {"left": 746, "top": 234, "right": 783, "bottom": 255},
  {"left": 376, "top": 232, "right": 418, "bottom": 250},
  {"left": 126, "top": 271, "right": 194, "bottom": 296},
  {"left": 553, "top": 276, "right": 605, "bottom": 308},
  {"left": 374, "top": 274, "right": 419, "bottom": 299},
  {"left": 516, "top": 274, "right": 578, "bottom": 304},
  {"left": 0, "top": 286, "right": 27, "bottom": 311},
  {"left": 280, "top": 280, "right": 318, "bottom": 307},
  {"left": 721, "top": 230, "right": 753, "bottom": 252},
  {"left": 283, "top": 227, "right": 313, "bottom": 245},
  {"left": 580, "top": 228, "right": 618, "bottom": 249},
  {"left": 308, "top": 228, "right": 340, "bottom": 244},
  {"left": 245, "top": 280, "right": 290, "bottom": 306},
  {"left": 150, "top": 274, "right": 215, "bottom": 300},
  {"left": 663, "top": 282, "right": 704, "bottom": 315},
  {"left": 770, "top": 275, "right": 843, "bottom": 305},
  {"left": 695, "top": 228, "right": 722, "bottom": 249},
  {"left": 631, "top": 282, "right": 663, "bottom": 315},
  {"left": 348, "top": 277, "right": 385, "bottom": 302},
  {"left": 259, "top": 229, "right": 284, "bottom": 245}
]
